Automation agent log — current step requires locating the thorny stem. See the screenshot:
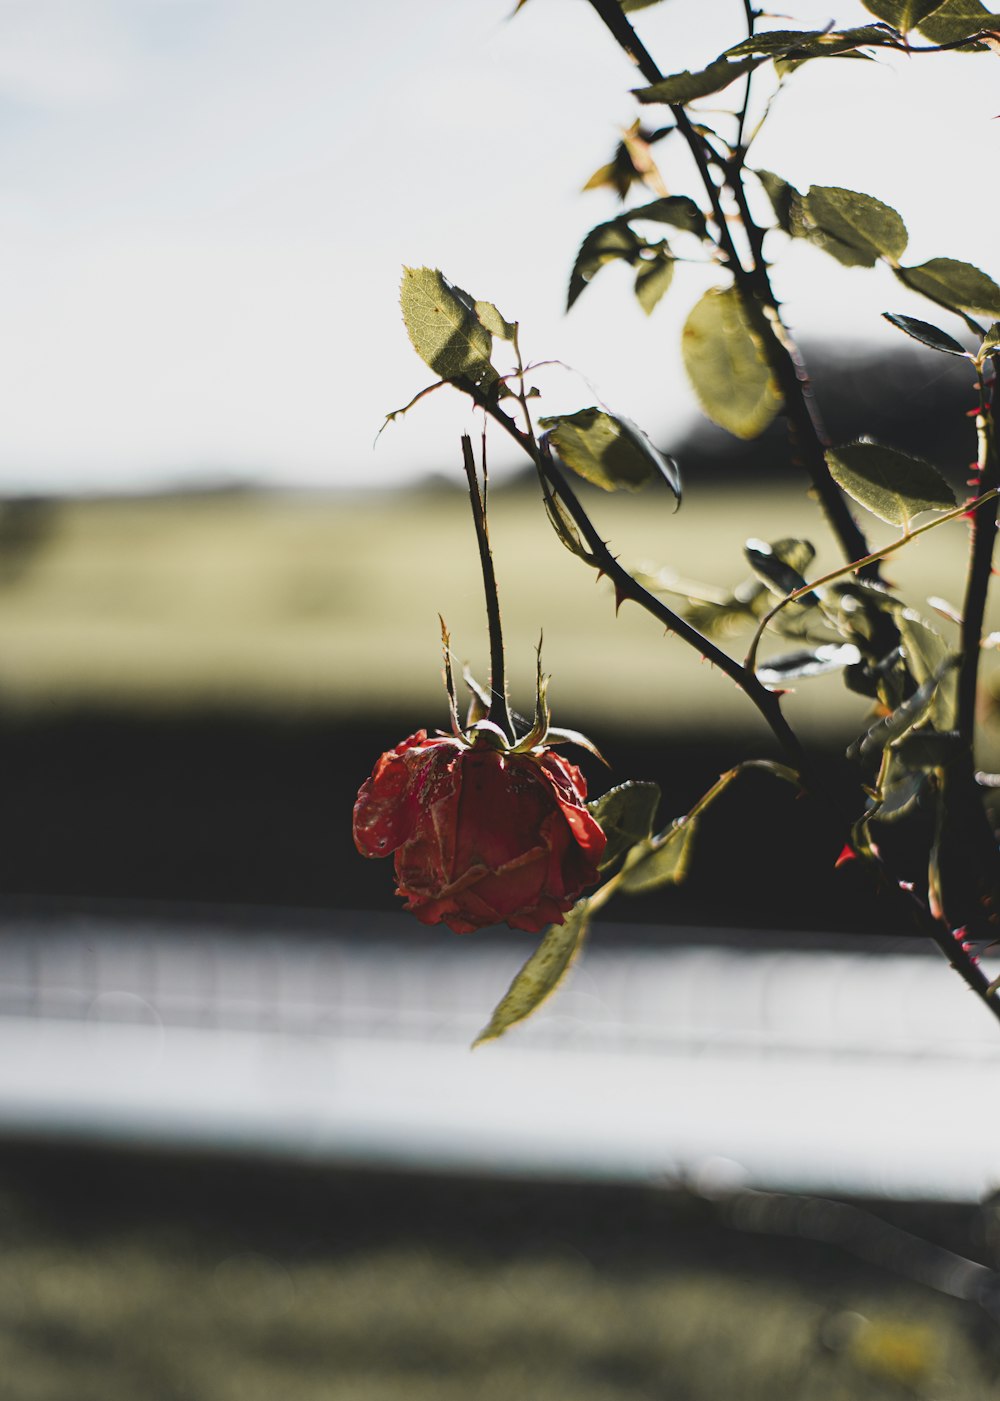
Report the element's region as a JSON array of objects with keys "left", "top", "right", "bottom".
[
  {"left": 957, "top": 378, "right": 999, "bottom": 747},
  {"left": 460, "top": 433, "right": 515, "bottom": 741},
  {"left": 470, "top": 391, "right": 806, "bottom": 766},
  {"left": 895, "top": 888, "right": 1000, "bottom": 1026},
  {"left": 584, "top": 0, "right": 877, "bottom": 577},
  {"left": 466, "top": 384, "right": 1000, "bottom": 1025}
]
